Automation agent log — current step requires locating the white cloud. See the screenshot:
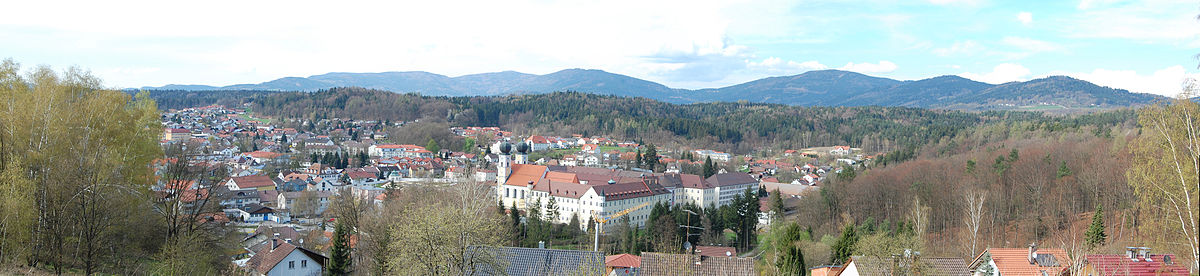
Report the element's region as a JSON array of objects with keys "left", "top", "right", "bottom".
[
  {"left": 960, "top": 63, "right": 1031, "bottom": 84},
  {"left": 932, "top": 40, "right": 983, "bottom": 57},
  {"left": 1055, "top": 65, "right": 1200, "bottom": 97},
  {"left": 1066, "top": 0, "right": 1200, "bottom": 45},
  {"left": 0, "top": 0, "right": 801, "bottom": 88},
  {"left": 1016, "top": 12, "right": 1033, "bottom": 26},
  {"left": 839, "top": 61, "right": 898, "bottom": 74},
  {"left": 996, "top": 36, "right": 1065, "bottom": 59}
]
